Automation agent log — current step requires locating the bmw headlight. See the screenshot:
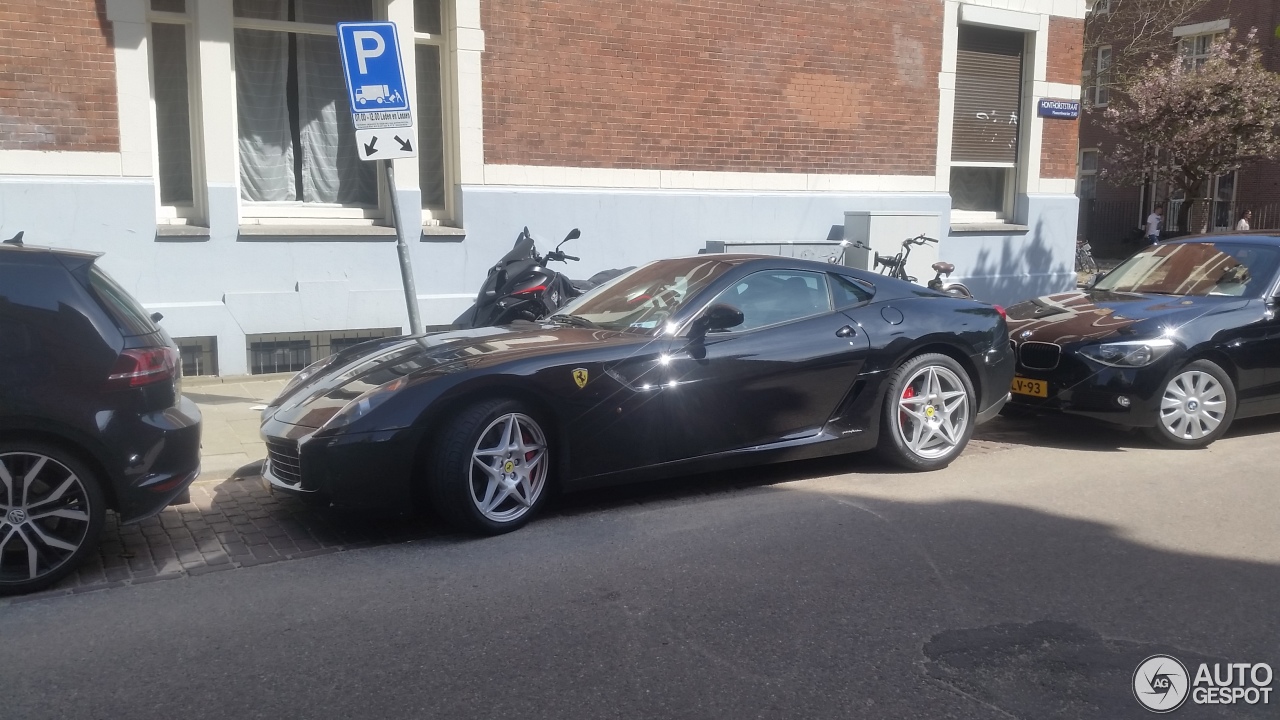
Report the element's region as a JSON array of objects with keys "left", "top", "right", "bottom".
[
  {"left": 1077, "top": 338, "right": 1176, "bottom": 367},
  {"left": 321, "top": 377, "right": 408, "bottom": 430}
]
